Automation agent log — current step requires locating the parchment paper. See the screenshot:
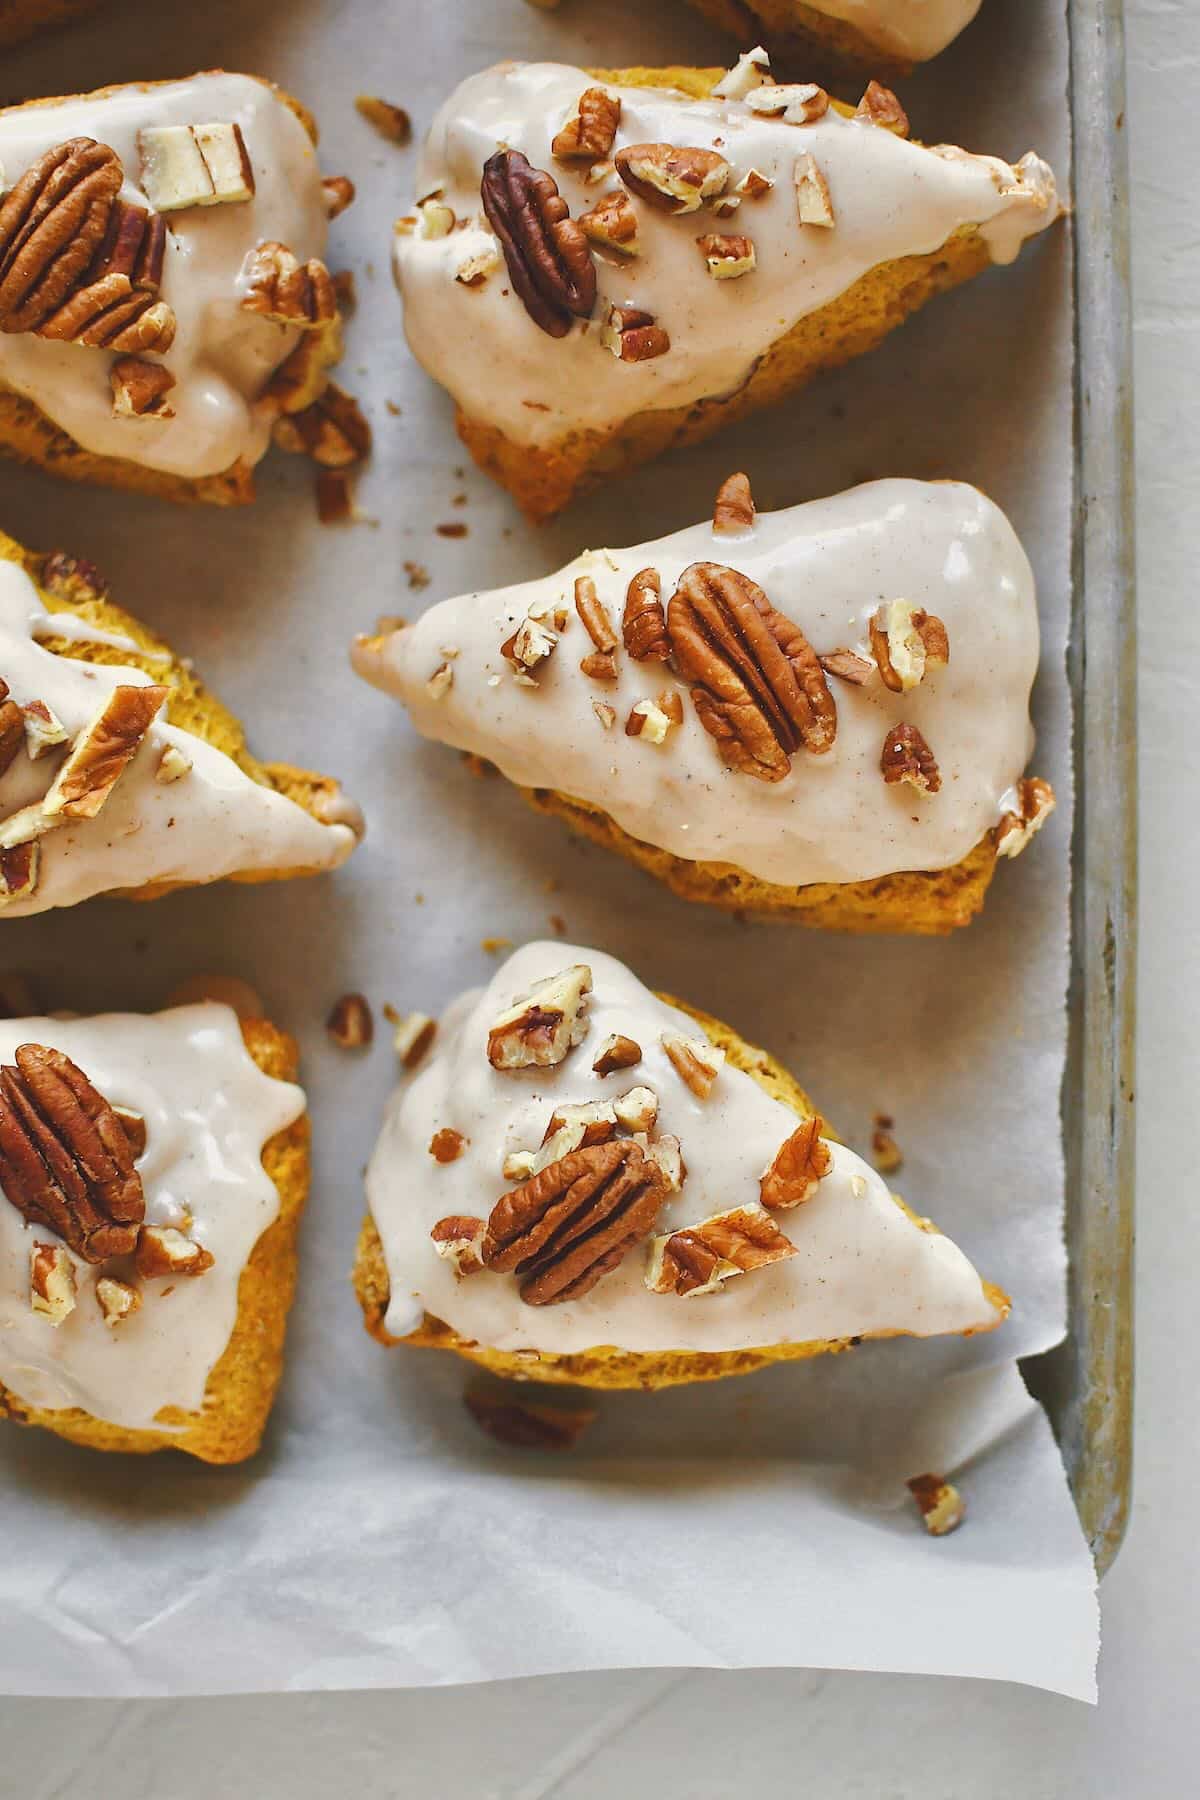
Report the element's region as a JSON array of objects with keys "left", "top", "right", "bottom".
[{"left": 0, "top": 0, "right": 1099, "bottom": 1701}]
